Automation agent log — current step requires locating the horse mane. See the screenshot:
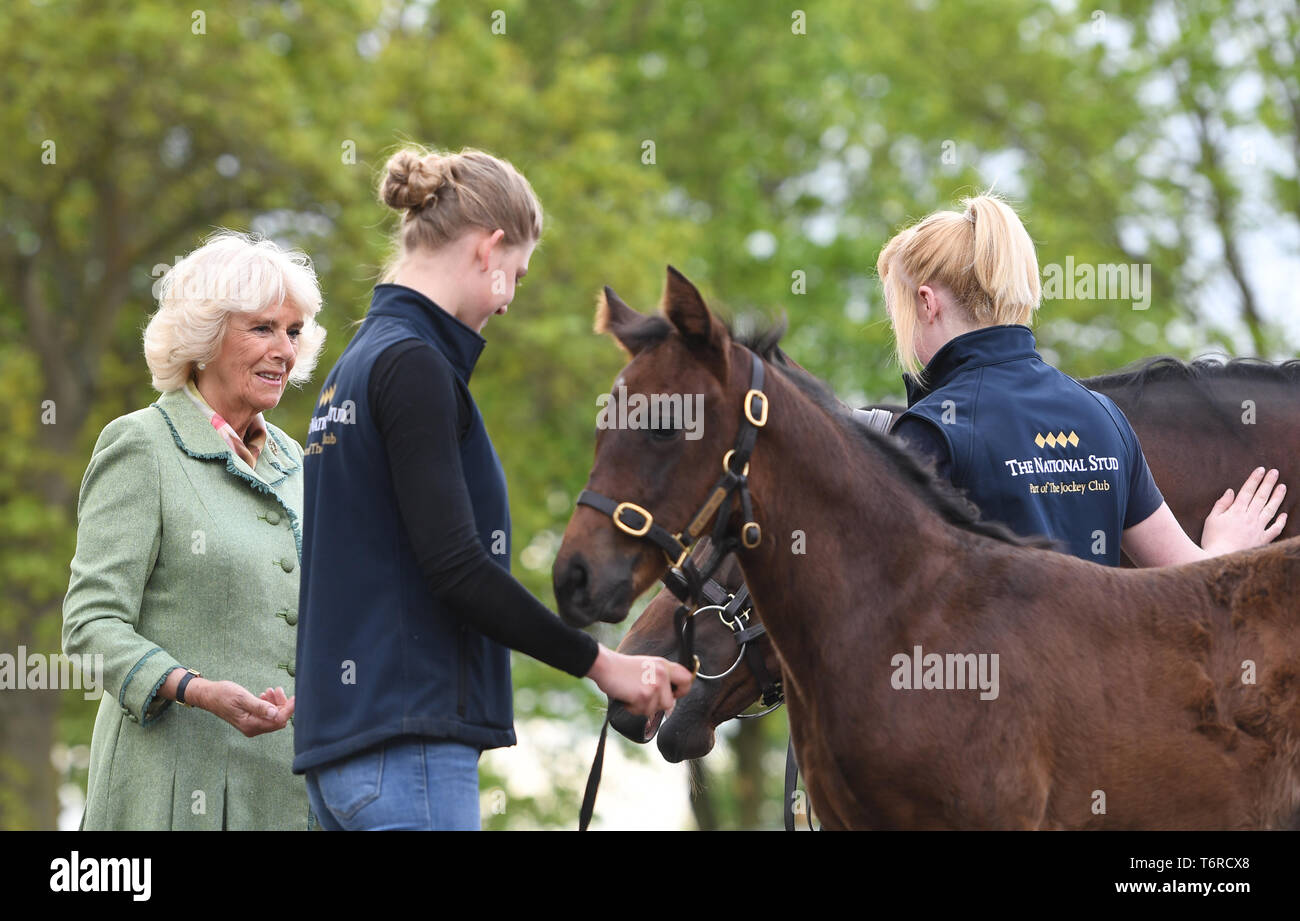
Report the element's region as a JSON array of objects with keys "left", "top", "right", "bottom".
[
  {"left": 1082, "top": 355, "right": 1300, "bottom": 406},
  {"left": 726, "top": 316, "right": 1058, "bottom": 551},
  {"left": 610, "top": 305, "right": 1059, "bottom": 549}
]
